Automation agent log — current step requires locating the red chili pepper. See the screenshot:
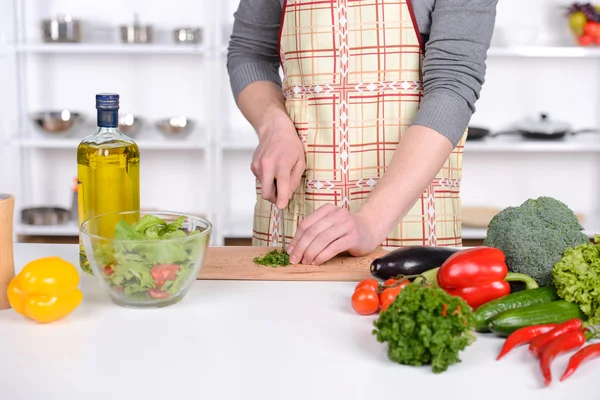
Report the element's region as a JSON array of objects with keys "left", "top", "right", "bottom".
[
  {"left": 539, "top": 330, "right": 586, "bottom": 386},
  {"left": 529, "top": 318, "right": 583, "bottom": 357},
  {"left": 561, "top": 342, "right": 600, "bottom": 381},
  {"left": 496, "top": 324, "right": 558, "bottom": 360}
]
